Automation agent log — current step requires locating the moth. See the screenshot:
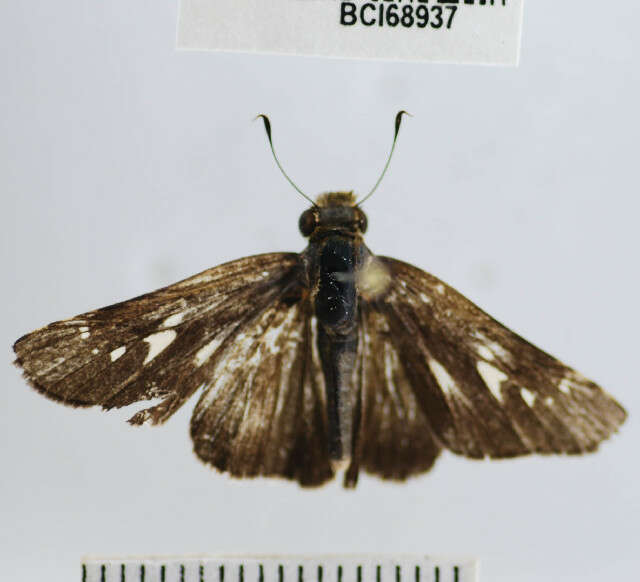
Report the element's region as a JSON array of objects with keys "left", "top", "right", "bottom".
[{"left": 13, "top": 113, "right": 626, "bottom": 488}]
